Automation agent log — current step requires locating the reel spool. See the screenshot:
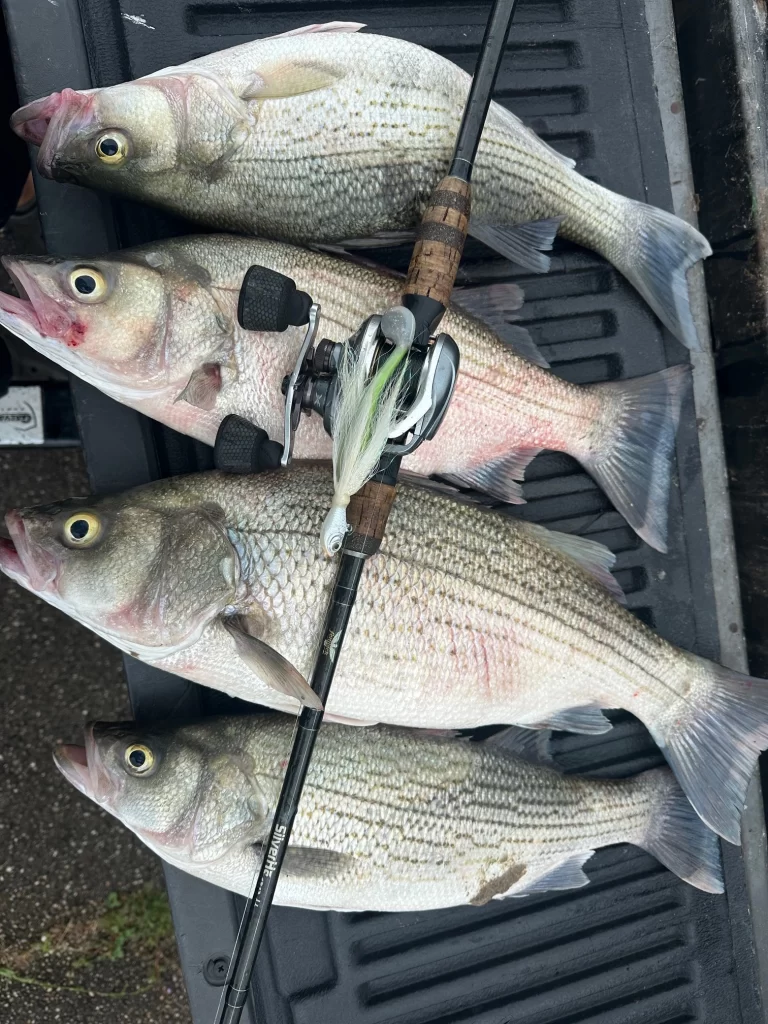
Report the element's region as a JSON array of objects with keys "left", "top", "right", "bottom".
[{"left": 214, "top": 264, "right": 459, "bottom": 473}]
